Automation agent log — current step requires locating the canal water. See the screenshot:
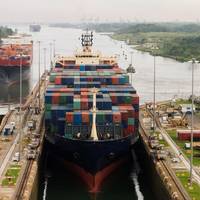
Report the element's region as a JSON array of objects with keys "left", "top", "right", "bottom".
[
  {"left": 1, "top": 25, "right": 200, "bottom": 199},
  {"left": 2, "top": 25, "right": 200, "bottom": 105}
]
